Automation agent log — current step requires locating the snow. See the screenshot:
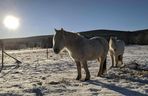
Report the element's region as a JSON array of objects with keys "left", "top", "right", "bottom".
[{"left": 0, "top": 45, "right": 148, "bottom": 96}]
